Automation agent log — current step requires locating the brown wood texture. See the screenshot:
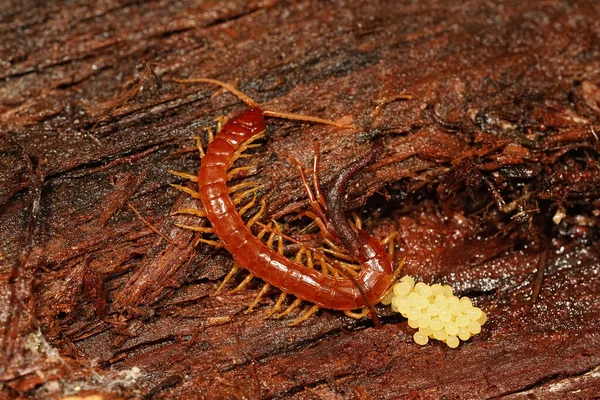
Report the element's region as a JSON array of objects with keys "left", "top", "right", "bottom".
[{"left": 2, "top": 0, "right": 600, "bottom": 399}]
